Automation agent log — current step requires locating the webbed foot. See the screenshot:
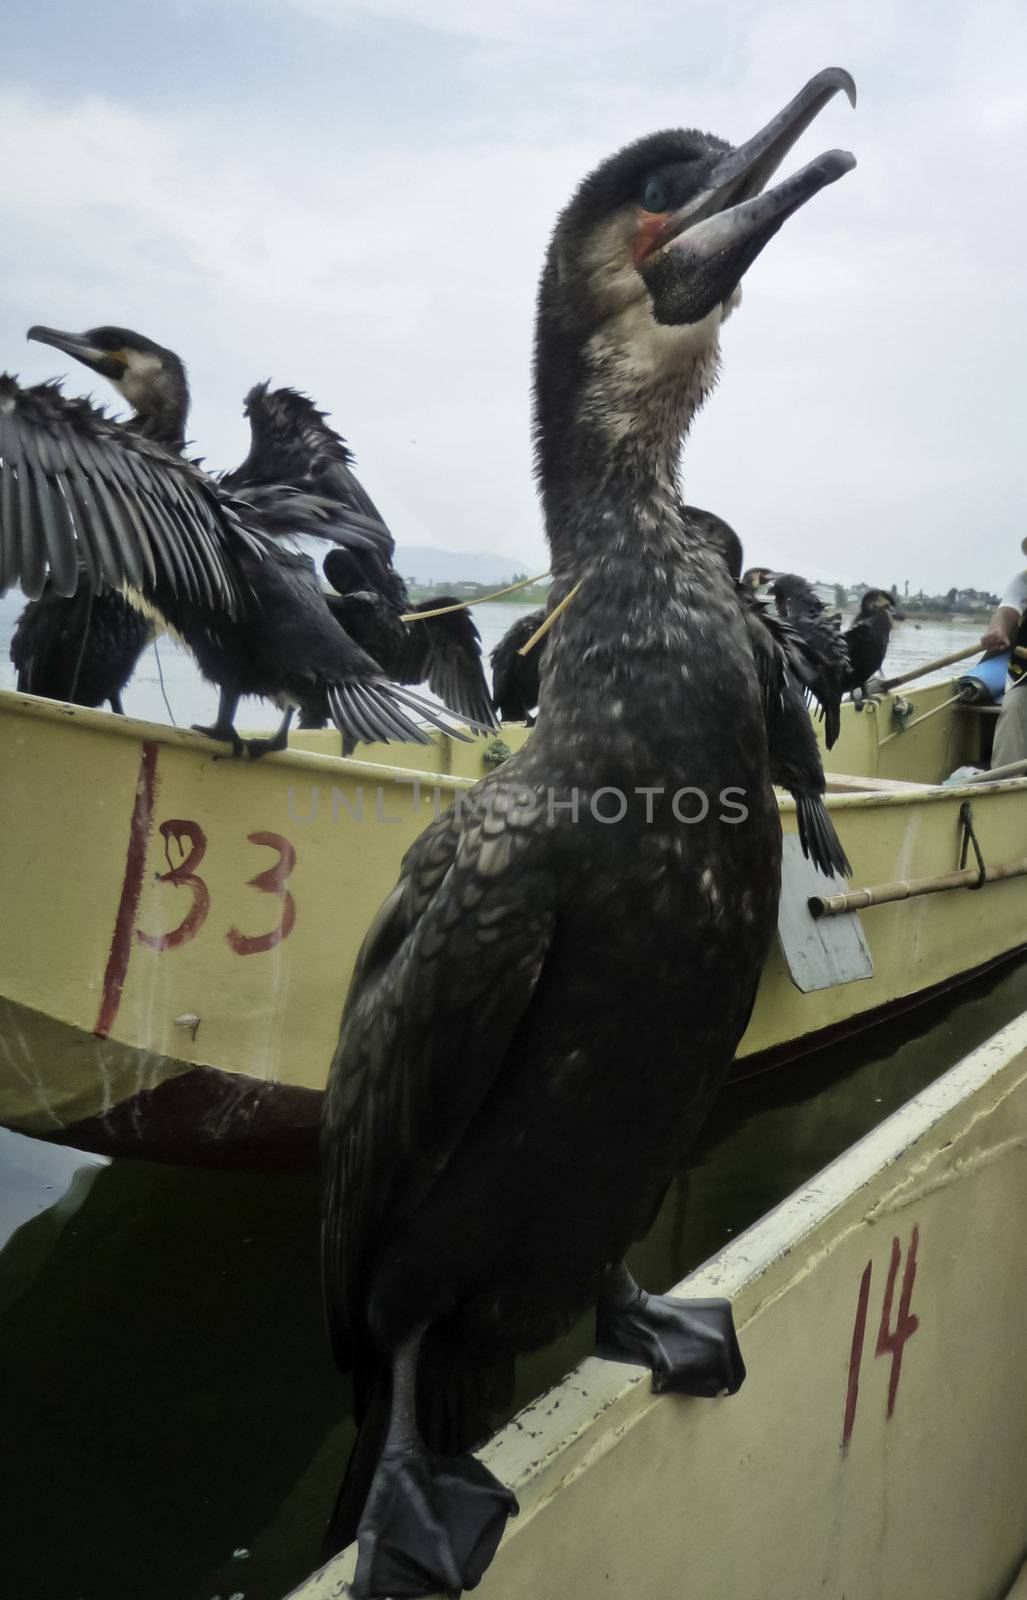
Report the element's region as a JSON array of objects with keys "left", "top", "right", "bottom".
[
  {"left": 192, "top": 722, "right": 244, "bottom": 757},
  {"left": 244, "top": 734, "right": 283, "bottom": 759},
  {"left": 246, "top": 708, "right": 294, "bottom": 759},
  {"left": 597, "top": 1280, "right": 745, "bottom": 1397},
  {"left": 352, "top": 1447, "right": 518, "bottom": 1600}
]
